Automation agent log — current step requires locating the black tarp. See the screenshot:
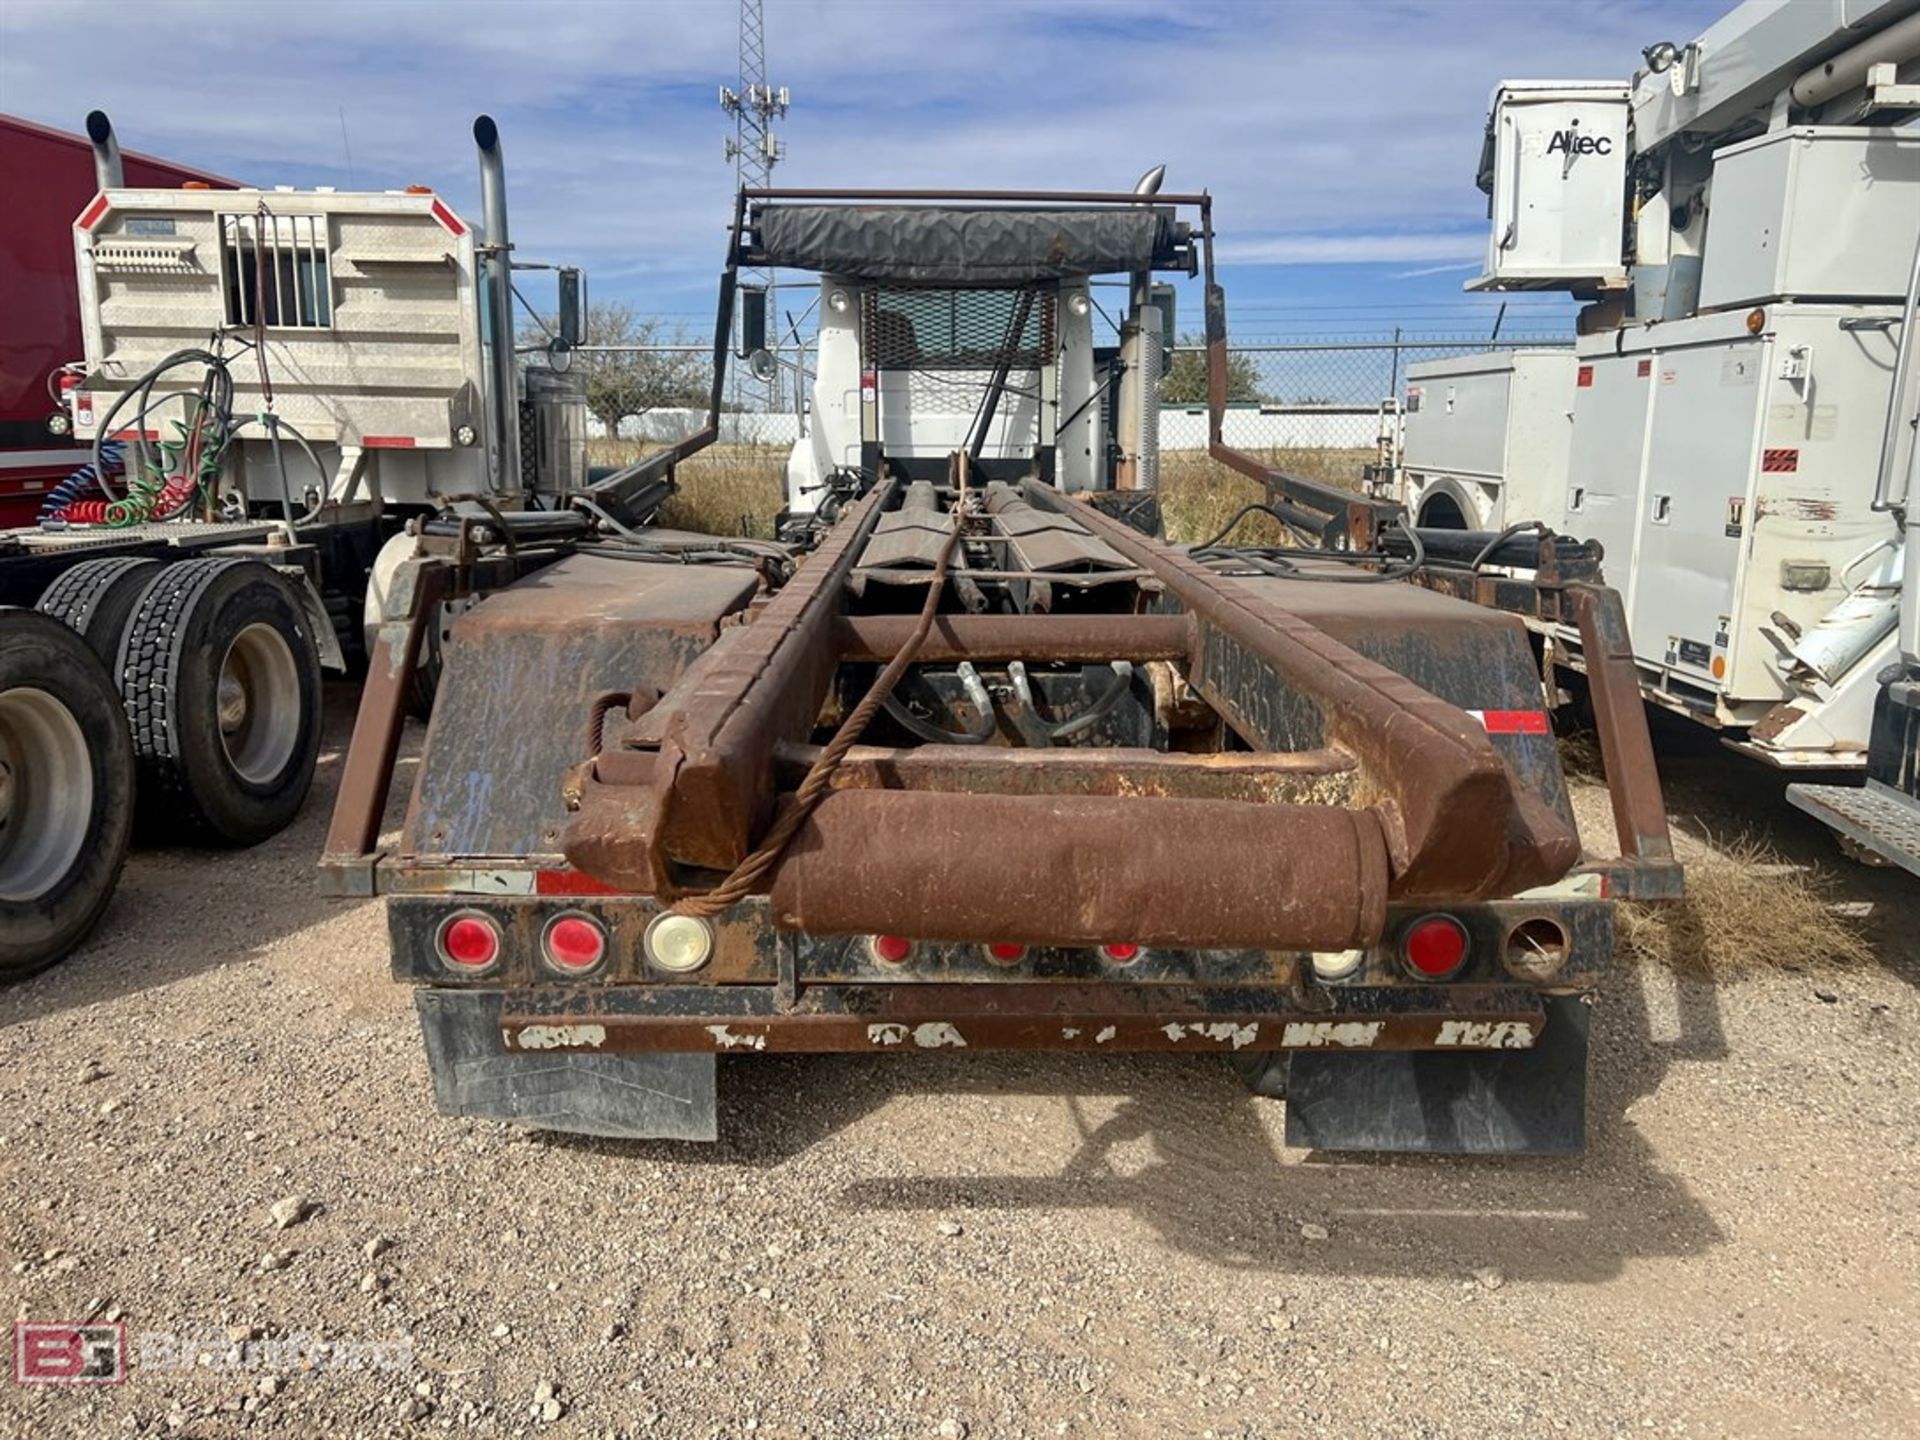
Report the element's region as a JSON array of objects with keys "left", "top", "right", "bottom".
[{"left": 751, "top": 204, "right": 1183, "bottom": 282}]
